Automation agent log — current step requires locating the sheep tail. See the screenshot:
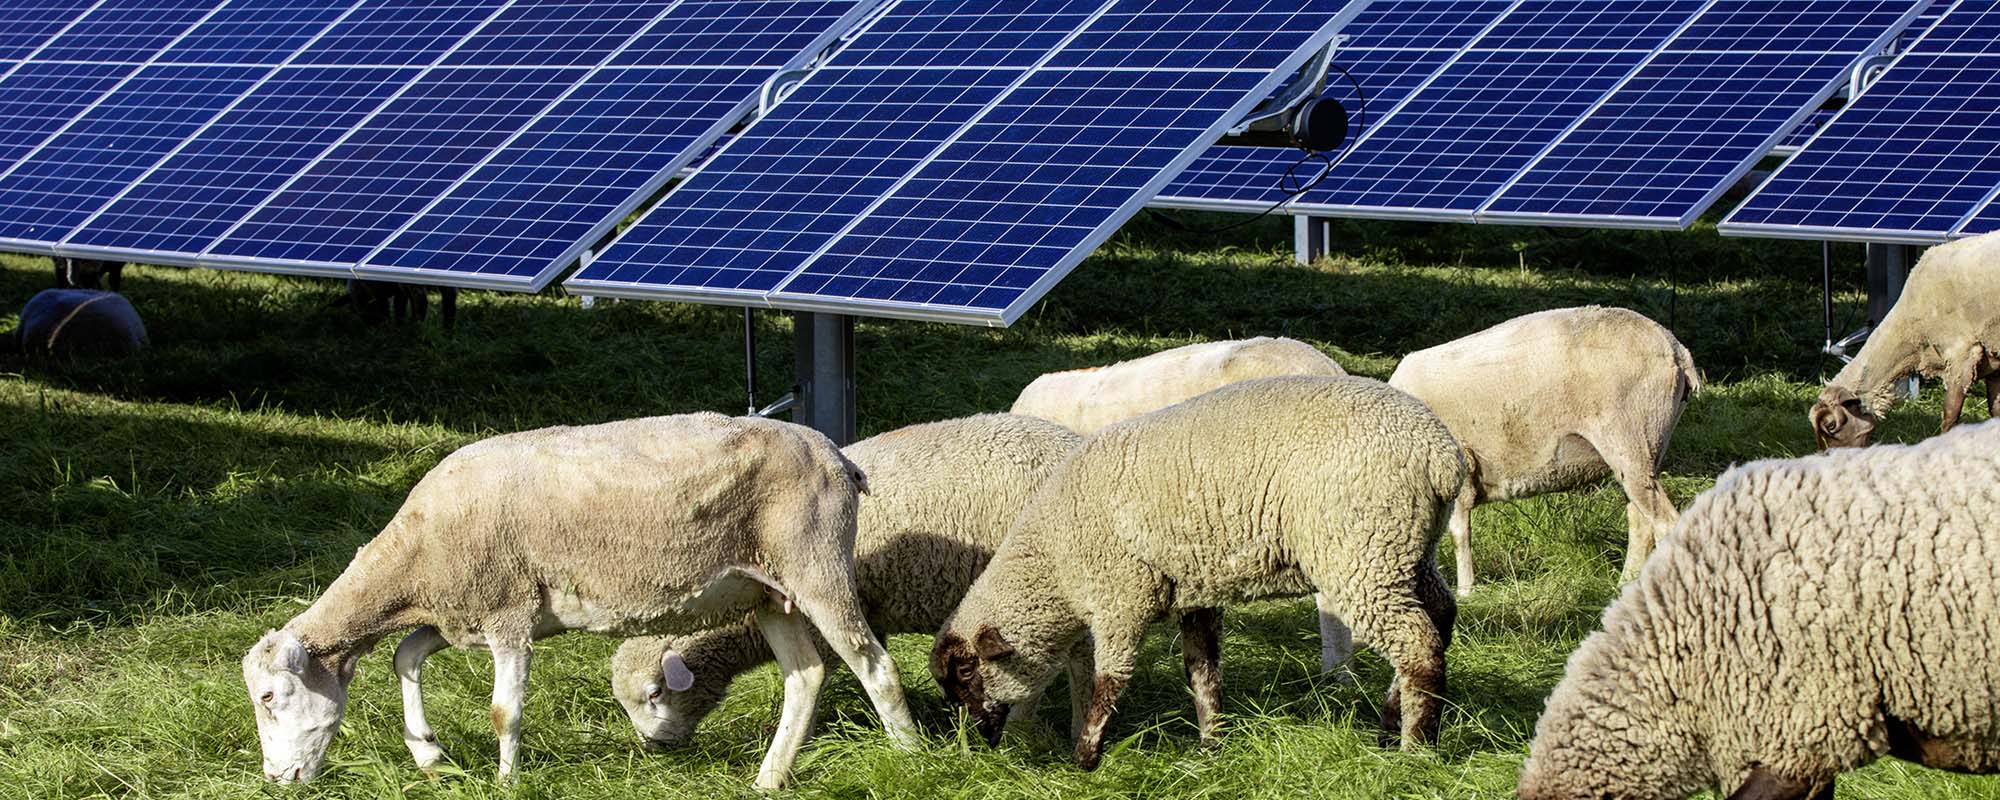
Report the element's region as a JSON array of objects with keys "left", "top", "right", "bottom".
[
  {"left": 1670, "top": 336, "right": 1703, "bottom": 401},
  {"left": 834, "top": 449, "right": 869, "bottom": 496}
]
